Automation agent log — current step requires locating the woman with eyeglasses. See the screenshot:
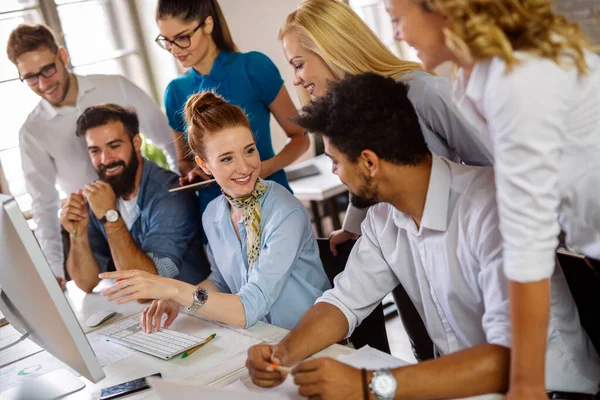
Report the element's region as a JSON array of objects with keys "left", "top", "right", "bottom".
[
  {"left": 155, "top": 0, "right": 309, "bottom": 215},
  {"left": 384, "top": 0, "right": 600, "bottom": 398}
]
